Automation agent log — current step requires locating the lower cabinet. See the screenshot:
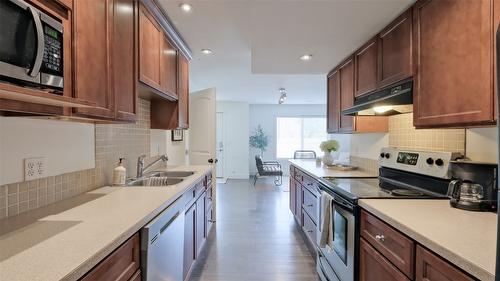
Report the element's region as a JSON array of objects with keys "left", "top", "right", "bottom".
[
  {"left": 360, "top": 238, "right": 410, "bottom": 281},
  {"left": 183, "top": 202, "right": 196, "bottom": 279},
  {"left": 295, "top": 182, "right": 302, "bottom": 223},
  {"left": 196, "top": 191, "right": 206, "bottom": 256},
  {"left": 360, "top": 210, "right": 477, "bottom": 281},
  {"left": 80, "top": 233, "right": 140, "bottom": 281}
]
